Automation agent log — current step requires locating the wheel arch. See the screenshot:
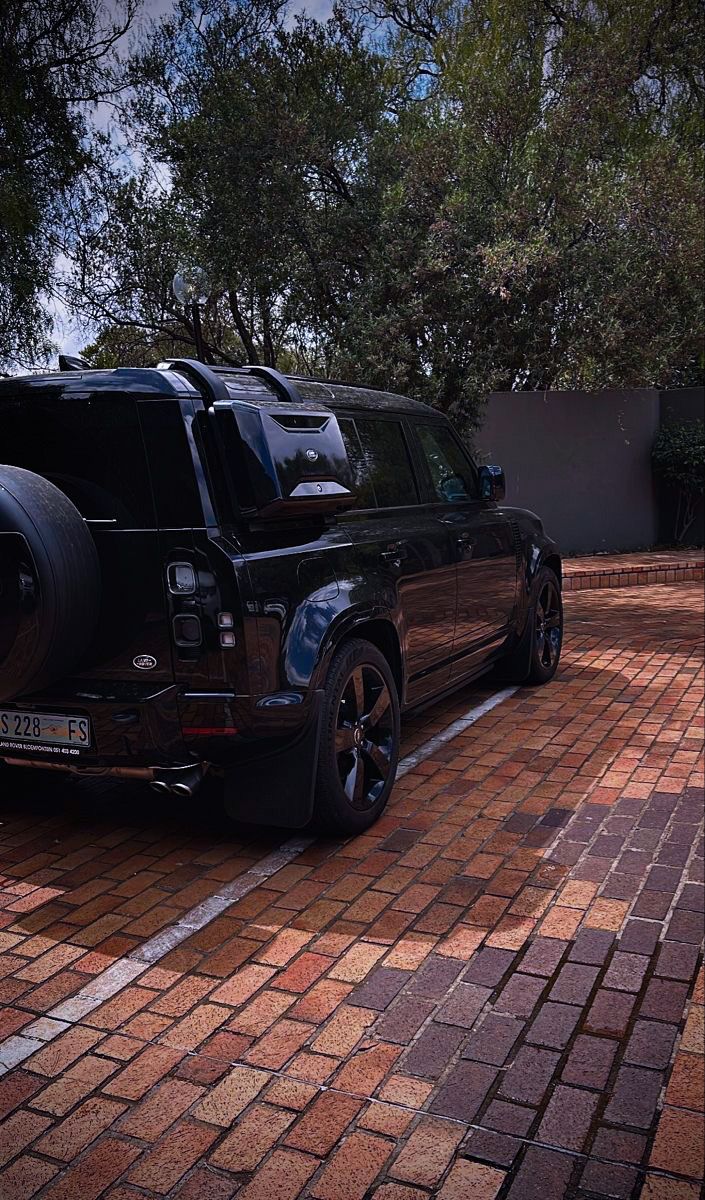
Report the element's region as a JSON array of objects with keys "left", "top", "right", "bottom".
[{"left": 341, "top": 617, "right": 403, "bottom": 702}]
